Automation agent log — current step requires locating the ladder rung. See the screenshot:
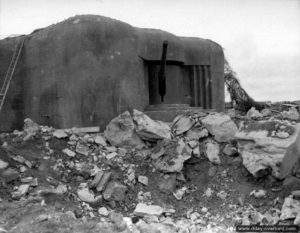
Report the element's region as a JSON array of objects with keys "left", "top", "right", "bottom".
[{"left": 0, "top": 38, "right": 25, "bottom": 112}]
